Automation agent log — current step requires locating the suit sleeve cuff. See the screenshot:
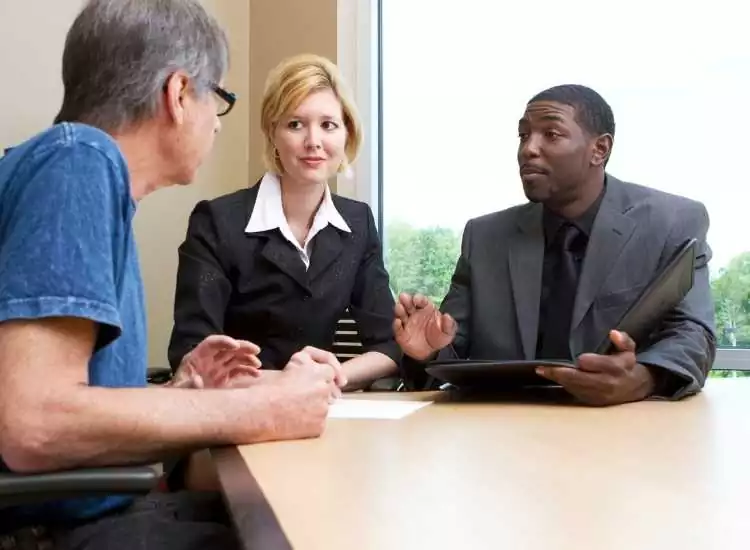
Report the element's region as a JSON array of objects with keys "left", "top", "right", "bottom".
[{"left": 638, "top": 359, "right": 699, "bottom": 400}]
